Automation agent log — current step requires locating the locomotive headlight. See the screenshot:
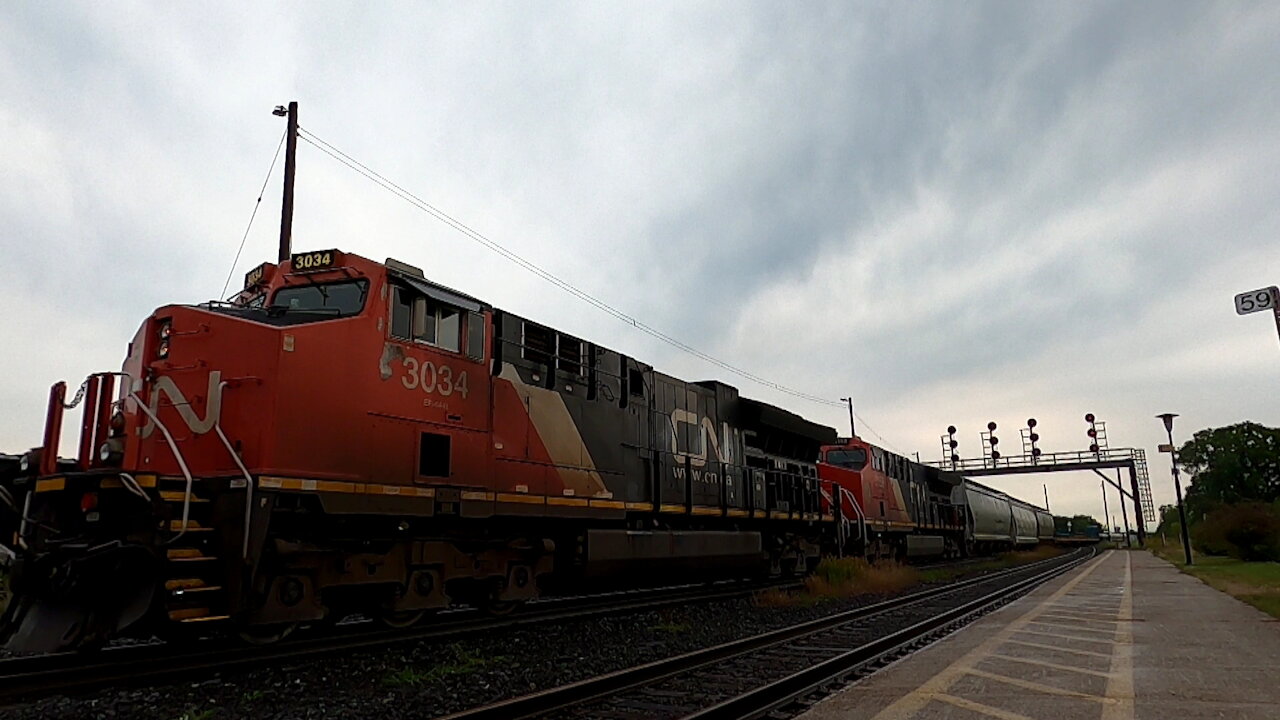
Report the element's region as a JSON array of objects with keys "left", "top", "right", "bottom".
[
  {"left": 18, "top": 454, "right": 29, "bottom": 473},
  {"left": 99, "top": 438, "right": 124, "bottom": 465},
  {"left": 156, "top": 319, "right": 172, "bottom": 359},
  {"left": 109, "top": 410, "right": 126, "bottom": 437}
]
